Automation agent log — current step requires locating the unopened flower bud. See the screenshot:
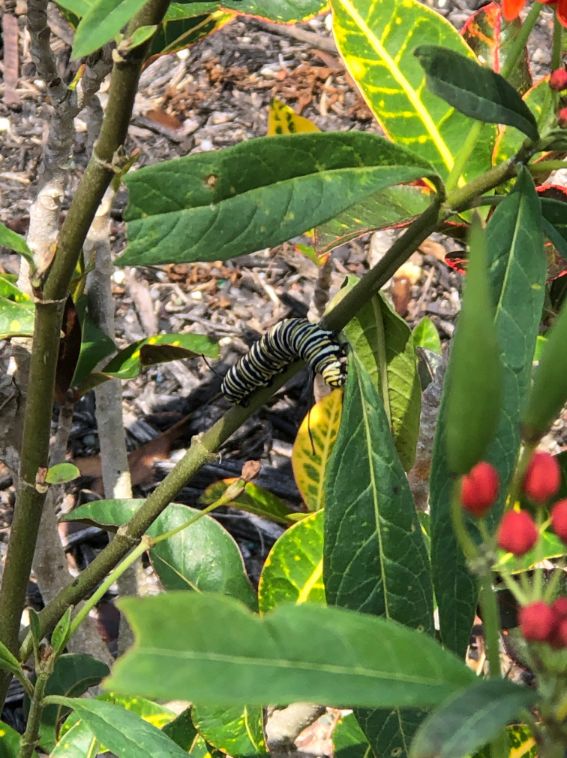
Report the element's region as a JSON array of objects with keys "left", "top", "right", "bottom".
[
  {"left": 522, "top": 451, "right": 560, "bottom": 504},
  {"left": 558, "top": 107, "right": 567, "bottom": 129},
  {"left": 552, "top": 596, "right": 567, "bottom": 620},
  {"left": 550, "top": 68, "right": 567, "bottom": 91},
  {"left": 497, "top": 510, "right": 538, "bottom": 555},
  {"left": 460, "top": 462, "right": 499, "bottom": 517},
  {"left": 551, "top": 499, "right": 567, "bottom": 543},
  {"left": 519, "top": 602, "right": 555, "bottom": 642}
]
